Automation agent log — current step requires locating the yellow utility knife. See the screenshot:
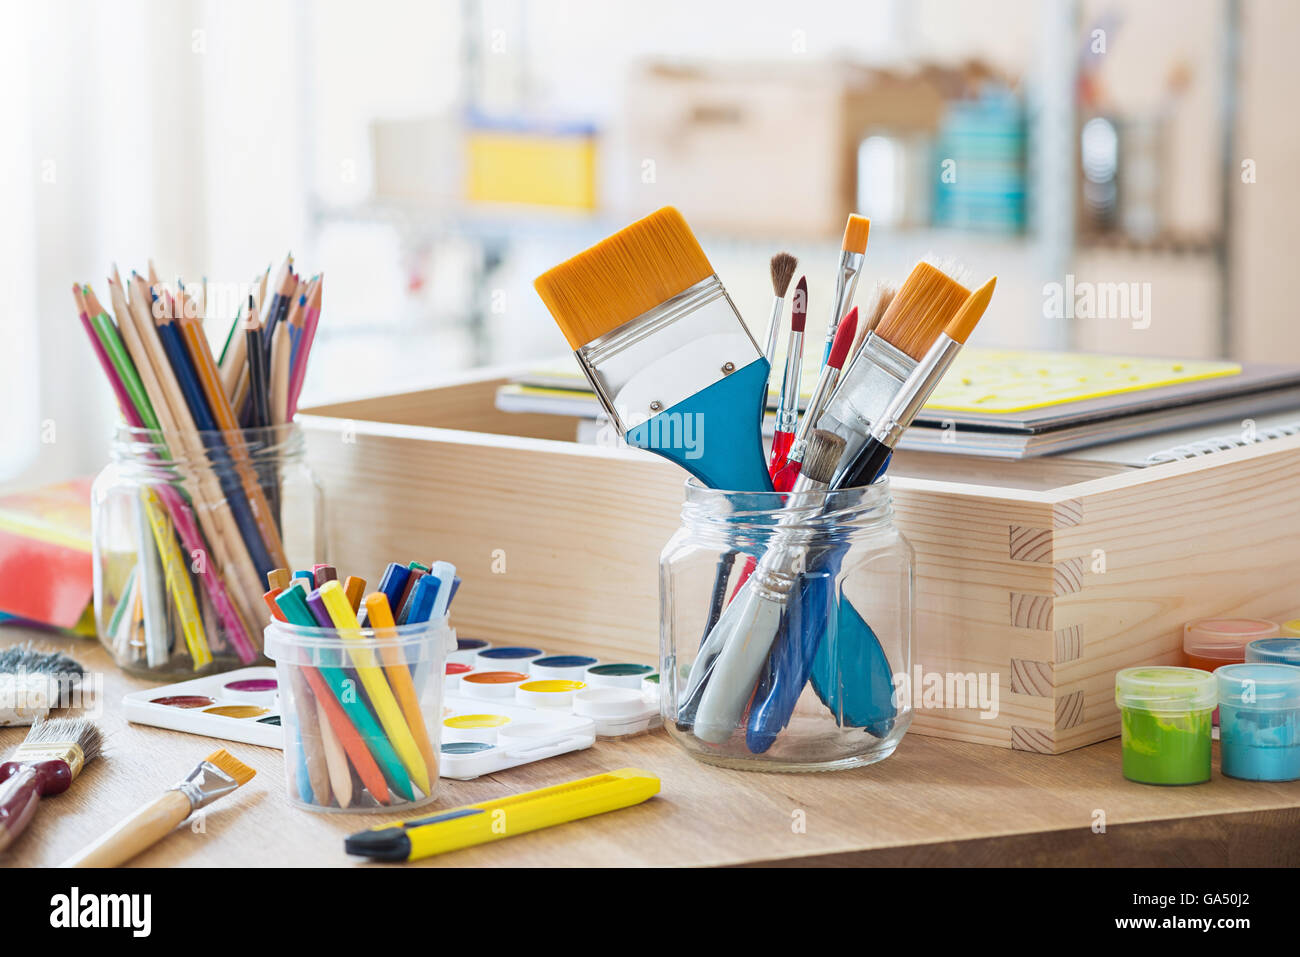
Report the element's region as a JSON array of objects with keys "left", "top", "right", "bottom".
[{"left": 344, "top": 768, "right": 660, "bottom": 861}]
